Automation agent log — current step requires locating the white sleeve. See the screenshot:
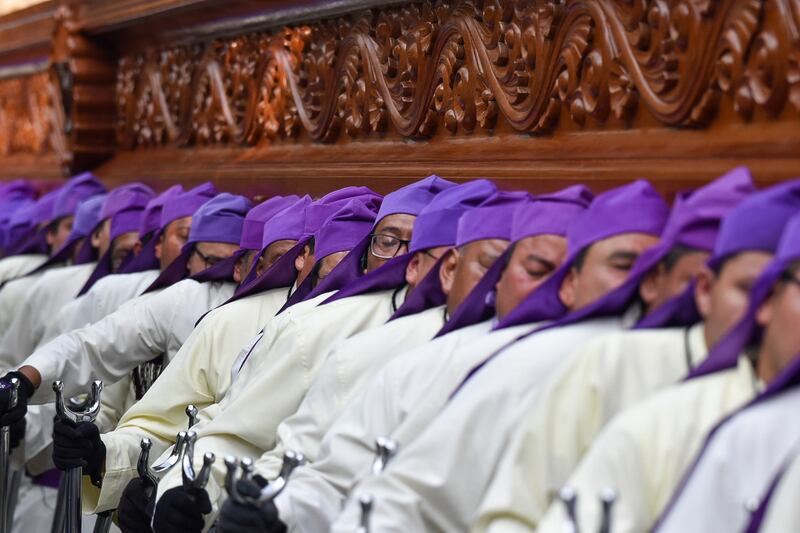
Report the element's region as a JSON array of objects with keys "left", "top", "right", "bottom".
[{"left": 23, "top": 288, "right": 176, "bottom": 404}]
